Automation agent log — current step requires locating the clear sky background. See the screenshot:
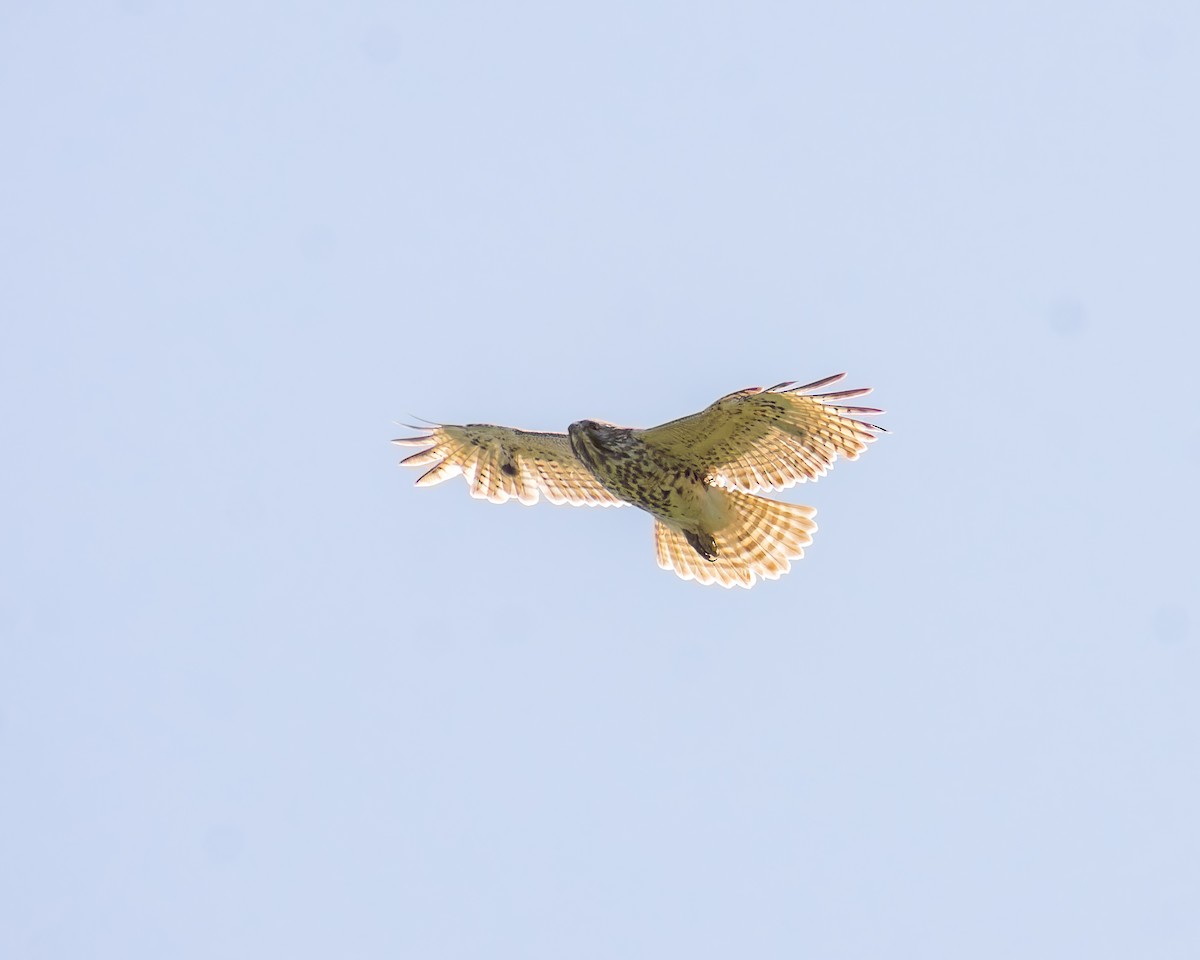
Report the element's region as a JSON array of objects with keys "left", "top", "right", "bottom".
[{"left": 2, "top": 2, "right": 1198, "bottom": 958}]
